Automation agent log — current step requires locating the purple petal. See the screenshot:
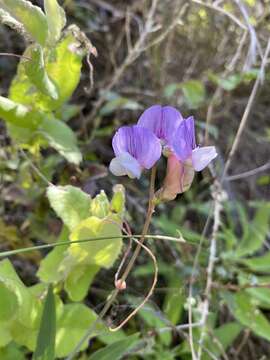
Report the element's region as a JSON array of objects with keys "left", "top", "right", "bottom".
[
  {"left": 137, "top": 105, "right": 183, "bottom": 145},
  {"left": 192, "top": 146, "right": 217, "bottom": 171},
  {"left": 112, "top": 125, "right": 161, "bottom": 169},
  {"left": 172, "top": 117, "right": 196, "bottom": 161},
  {"left": 109, "top": 152, "right": 142, "bottom": 178}
]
